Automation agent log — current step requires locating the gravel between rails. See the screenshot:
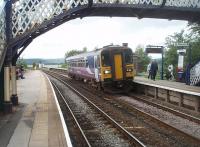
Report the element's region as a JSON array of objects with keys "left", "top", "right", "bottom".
[
  {"left": 49, "top": 75, "right": 132, "bottom": 147},
  {"left": 45, "top": 70, "right": 200, "bottom": 146},
  {"left": 116, "top": 96, "right": 200, "bottom": 139},
  {"left": 63, "top": 79, "right": 199, "bottom": 146}
]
